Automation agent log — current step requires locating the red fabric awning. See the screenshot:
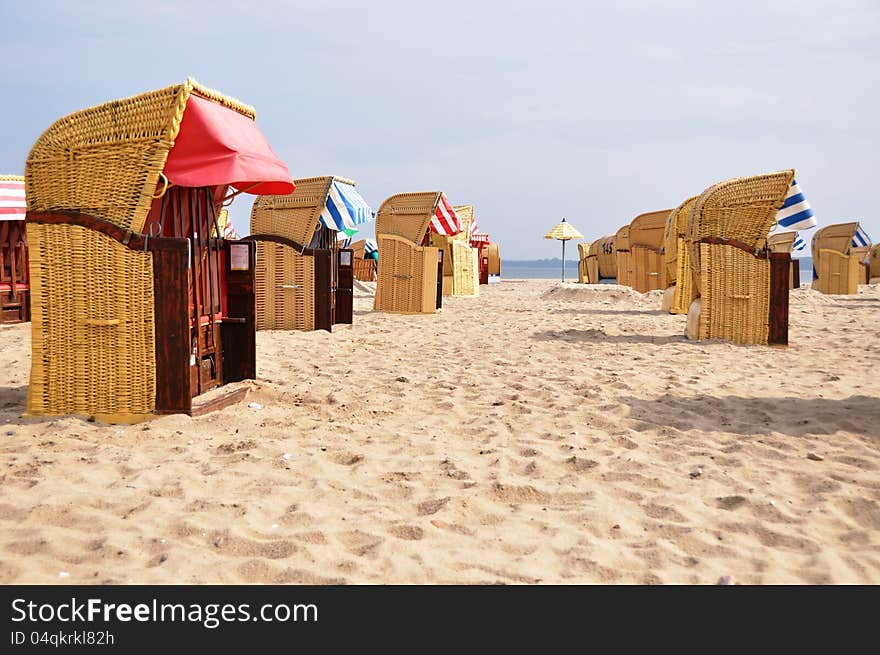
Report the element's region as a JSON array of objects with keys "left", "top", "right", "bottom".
[{"left": 163, "top": 95, "right": 295, "bottom": 196}]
